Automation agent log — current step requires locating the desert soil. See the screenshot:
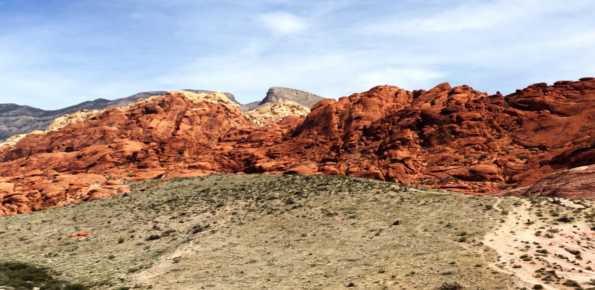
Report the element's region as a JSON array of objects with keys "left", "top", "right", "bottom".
[
  {"left": 1, "top": 174, "right": 593, "bottom": 289},
  {"left": 484, "top": 196, "right": 595, "bottom": 289}
]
